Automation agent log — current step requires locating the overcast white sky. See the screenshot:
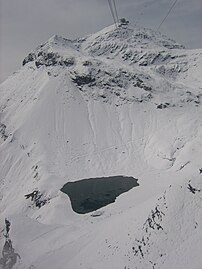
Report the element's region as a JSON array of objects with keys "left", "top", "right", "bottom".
[{"left": 0, "top": 0, "right": 202, "bottom": 83}]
